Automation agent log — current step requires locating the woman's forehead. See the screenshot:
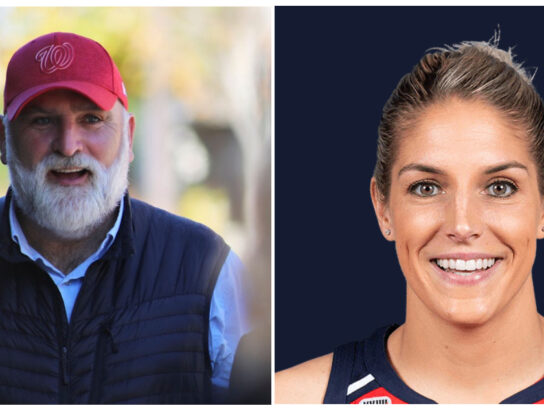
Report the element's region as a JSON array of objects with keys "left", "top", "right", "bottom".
[
  {"left": 393, "top": 98, "right": 535, "bottom": 174},
  {"left": 398, "top": 98, "right": 529, "bottom": 152}
]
